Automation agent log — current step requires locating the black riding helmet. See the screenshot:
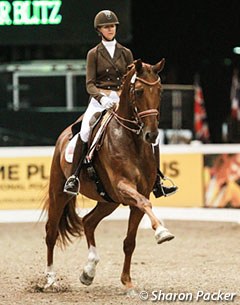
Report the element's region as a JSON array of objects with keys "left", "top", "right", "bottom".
[
  {"left": 94, "top": 10, "right": 119, "bottom": 41},
  {"left": 94, "top": 10, "right": 119, "bottom": 29}
]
